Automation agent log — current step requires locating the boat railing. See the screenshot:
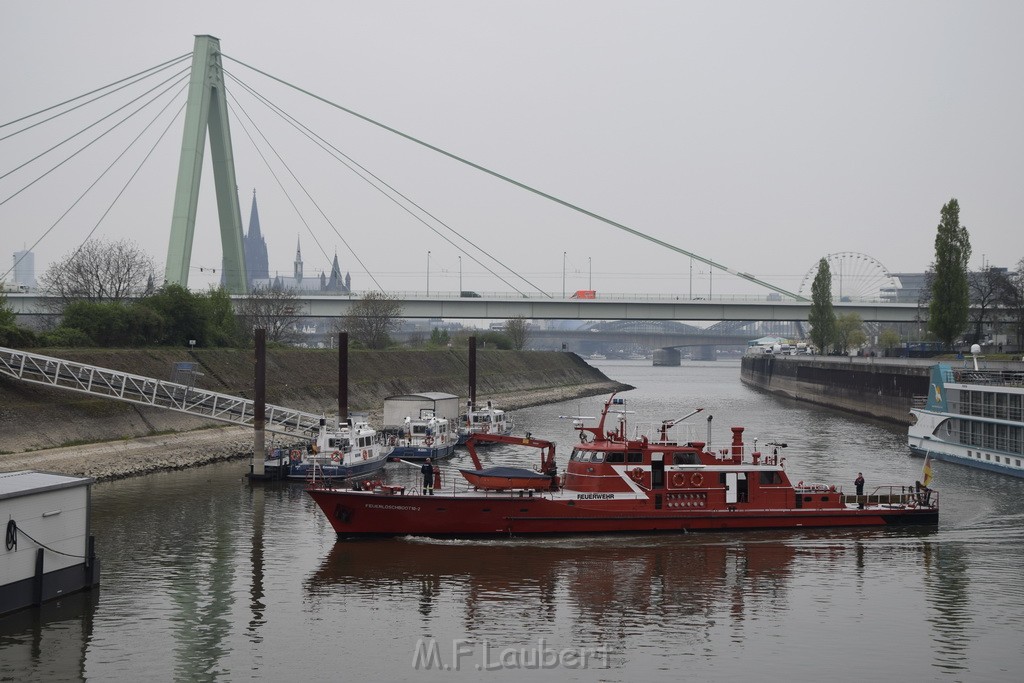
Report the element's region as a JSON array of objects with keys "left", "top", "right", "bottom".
[{"left": 841, "top": 485, "right": 938, "bottom": 508}]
